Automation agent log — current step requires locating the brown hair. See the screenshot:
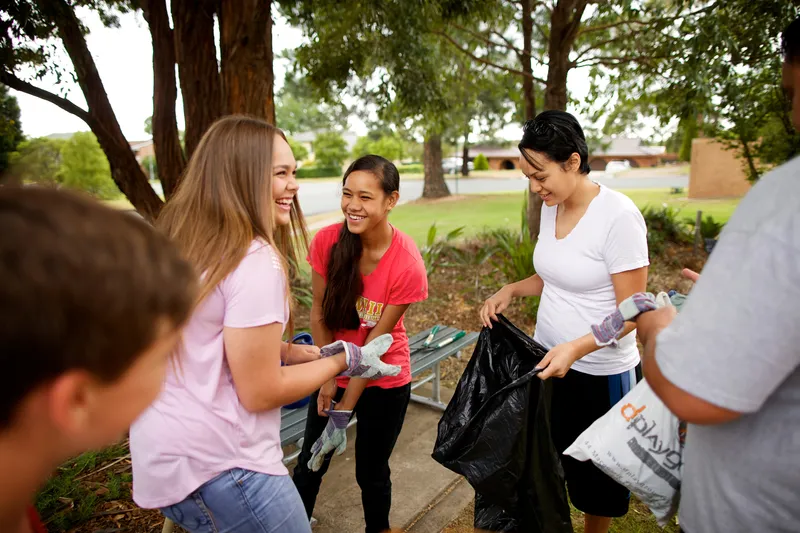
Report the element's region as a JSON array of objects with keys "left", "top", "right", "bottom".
[
  {"left": 0, "top": 187, "right": 196, "bottom": 427},
  {"left": 157, "top": 115, "right": 308, "bottom": 334},
  {"left": 322, "top": 155, "right": 399, "bottom": 331}
]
